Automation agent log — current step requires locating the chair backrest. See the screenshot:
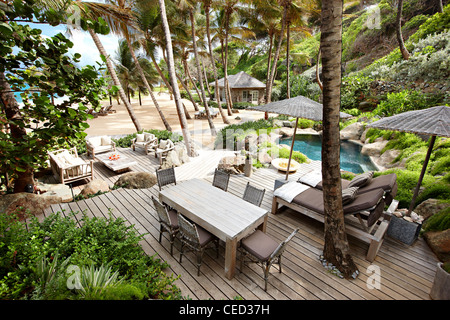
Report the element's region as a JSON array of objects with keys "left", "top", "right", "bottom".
[
  {"left": 243, "top": 182, "right": 266, "bottom": 207},
  {"left": 151, "top": 196, "right": 172, "bottom": 227},
  {"left": 212, "top": 168, "right": 230, "bottom": 192},
  {"left": 156, "top": 166, "right": 176, "bottom": 190},
  {"left": 270, "top": 228, "right": 299, "bottom": 260},
  {"left": 177, "top": 213, "right": 200, "bottom": 248}
]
